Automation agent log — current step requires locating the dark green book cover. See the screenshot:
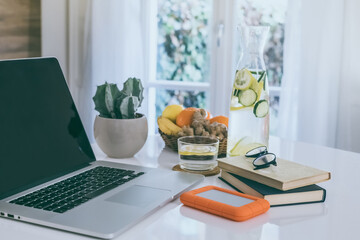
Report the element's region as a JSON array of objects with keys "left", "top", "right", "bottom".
[{"left": 220, "top": 171, "right": 326, "bottom": 207}]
